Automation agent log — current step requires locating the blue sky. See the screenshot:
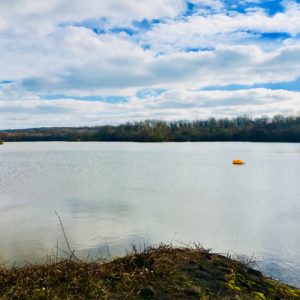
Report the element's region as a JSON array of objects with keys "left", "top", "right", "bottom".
[{"left": 0, "top": 0, "right": 300, "bottom": 129}]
